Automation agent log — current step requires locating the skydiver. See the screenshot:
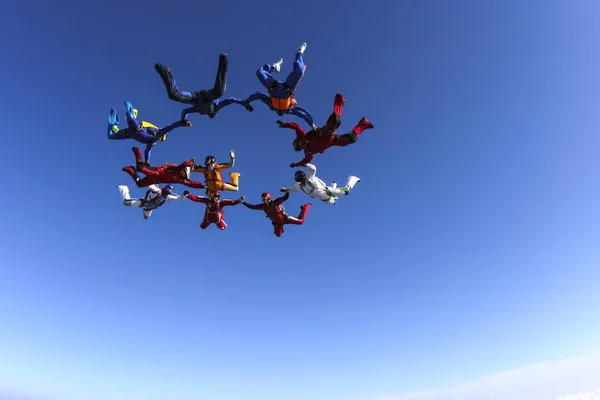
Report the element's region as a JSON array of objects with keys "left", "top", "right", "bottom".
[
  {"left": 276, "top": 94, "right": 374, "bottom": 167},
  {"left": 280, "top": 163, "right": 360, "bottom": 205},
  {"left": 122, "top": 147, "right": 205, "bottom": 189},
  {"left": 183, "top": 190, "right": 244, "bottom": 230},
  {"left": 244, "top": 43, "right": 316, "bottom": 129},
  {"left": 241, "top": 191, "right": 311, "bottom": 237},
  {"left": 107, "top": 101, "right": 192, "bottom": 165},
  {"left": 117, "top": 184, "right": 185, "bottom": 219},
  {"left": 154, "top": 53, "right": 253, "bottom": 121},
  {"left": 192, "top": 150, "right": 241, "bottom": 198}
]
